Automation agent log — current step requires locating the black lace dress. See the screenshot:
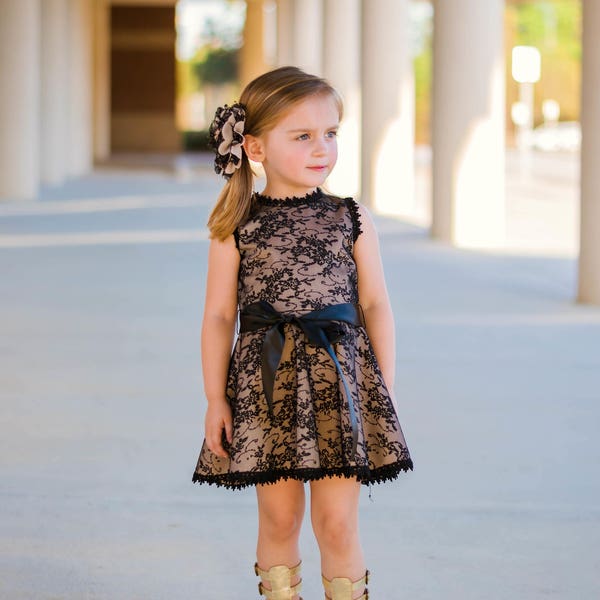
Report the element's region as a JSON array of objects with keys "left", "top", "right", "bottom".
[{"left": 192, "top": 188, "right": 413, "bottom": 489}]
